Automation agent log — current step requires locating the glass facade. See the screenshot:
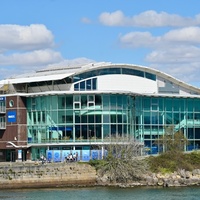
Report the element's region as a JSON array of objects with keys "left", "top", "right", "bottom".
[
  {"left": 135, "top": 96, "right": 200, "bottom": 154},
  {"left": 27, "top": 94, "right": 200, "bottom": 159},
  {"left": 27, "top": 94, "right": 134, "bottom": 145}
]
